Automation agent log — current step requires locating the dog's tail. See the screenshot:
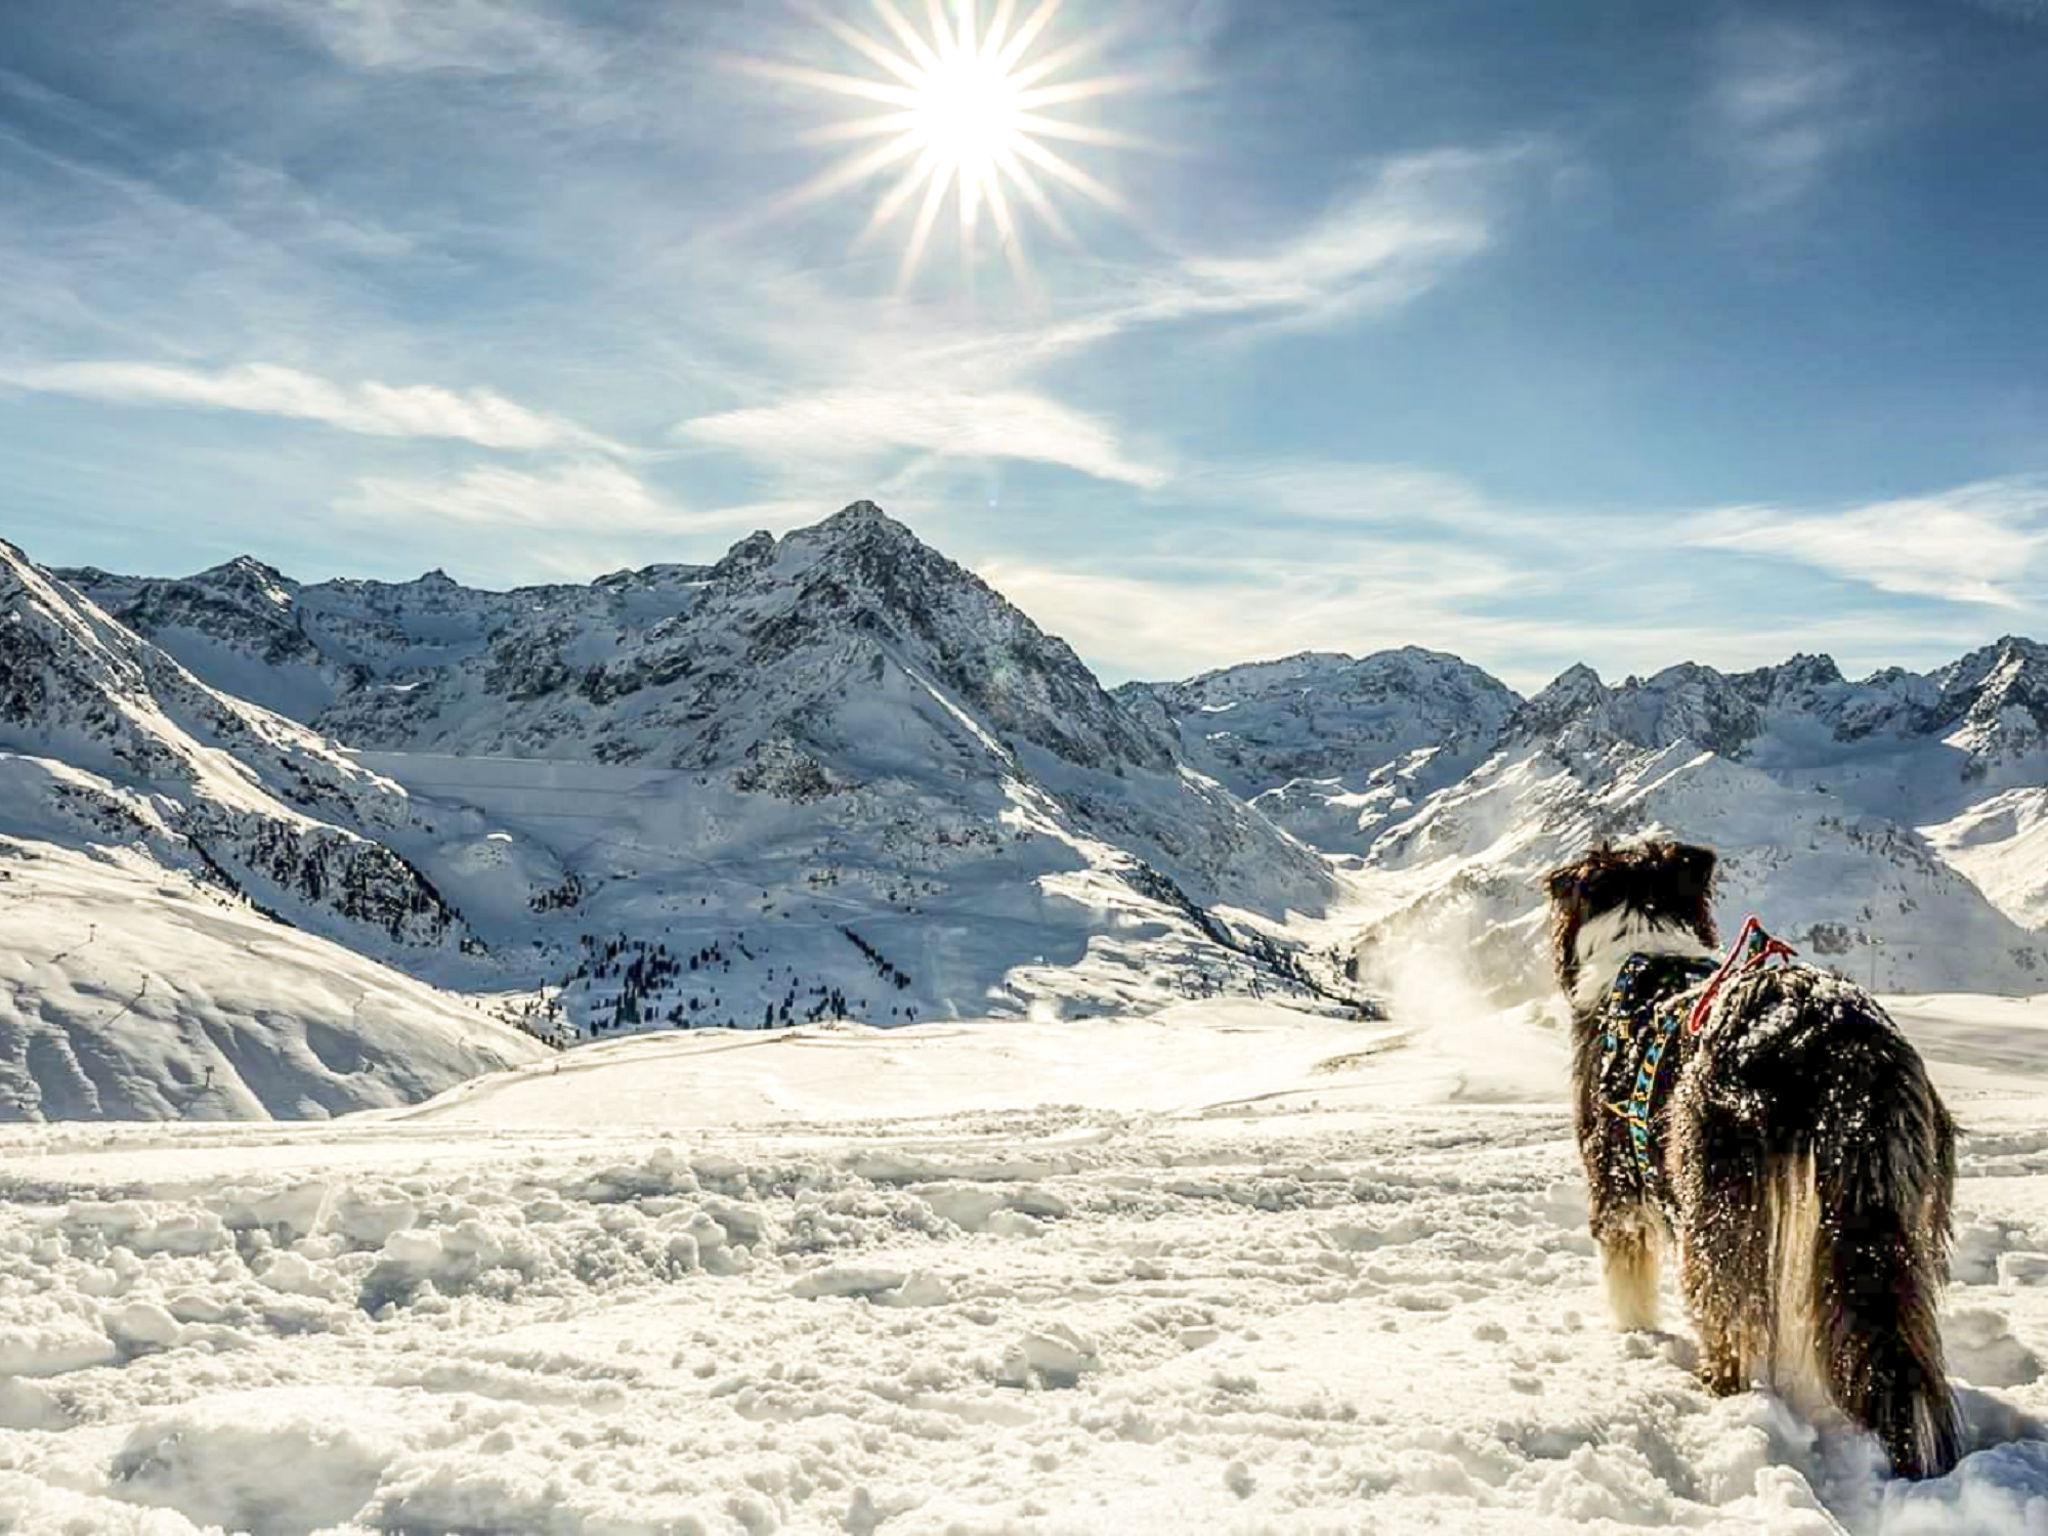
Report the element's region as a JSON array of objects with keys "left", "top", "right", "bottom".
[{"left": 1776, "top": 1056, "right": 1960, "bottom": 1480}]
